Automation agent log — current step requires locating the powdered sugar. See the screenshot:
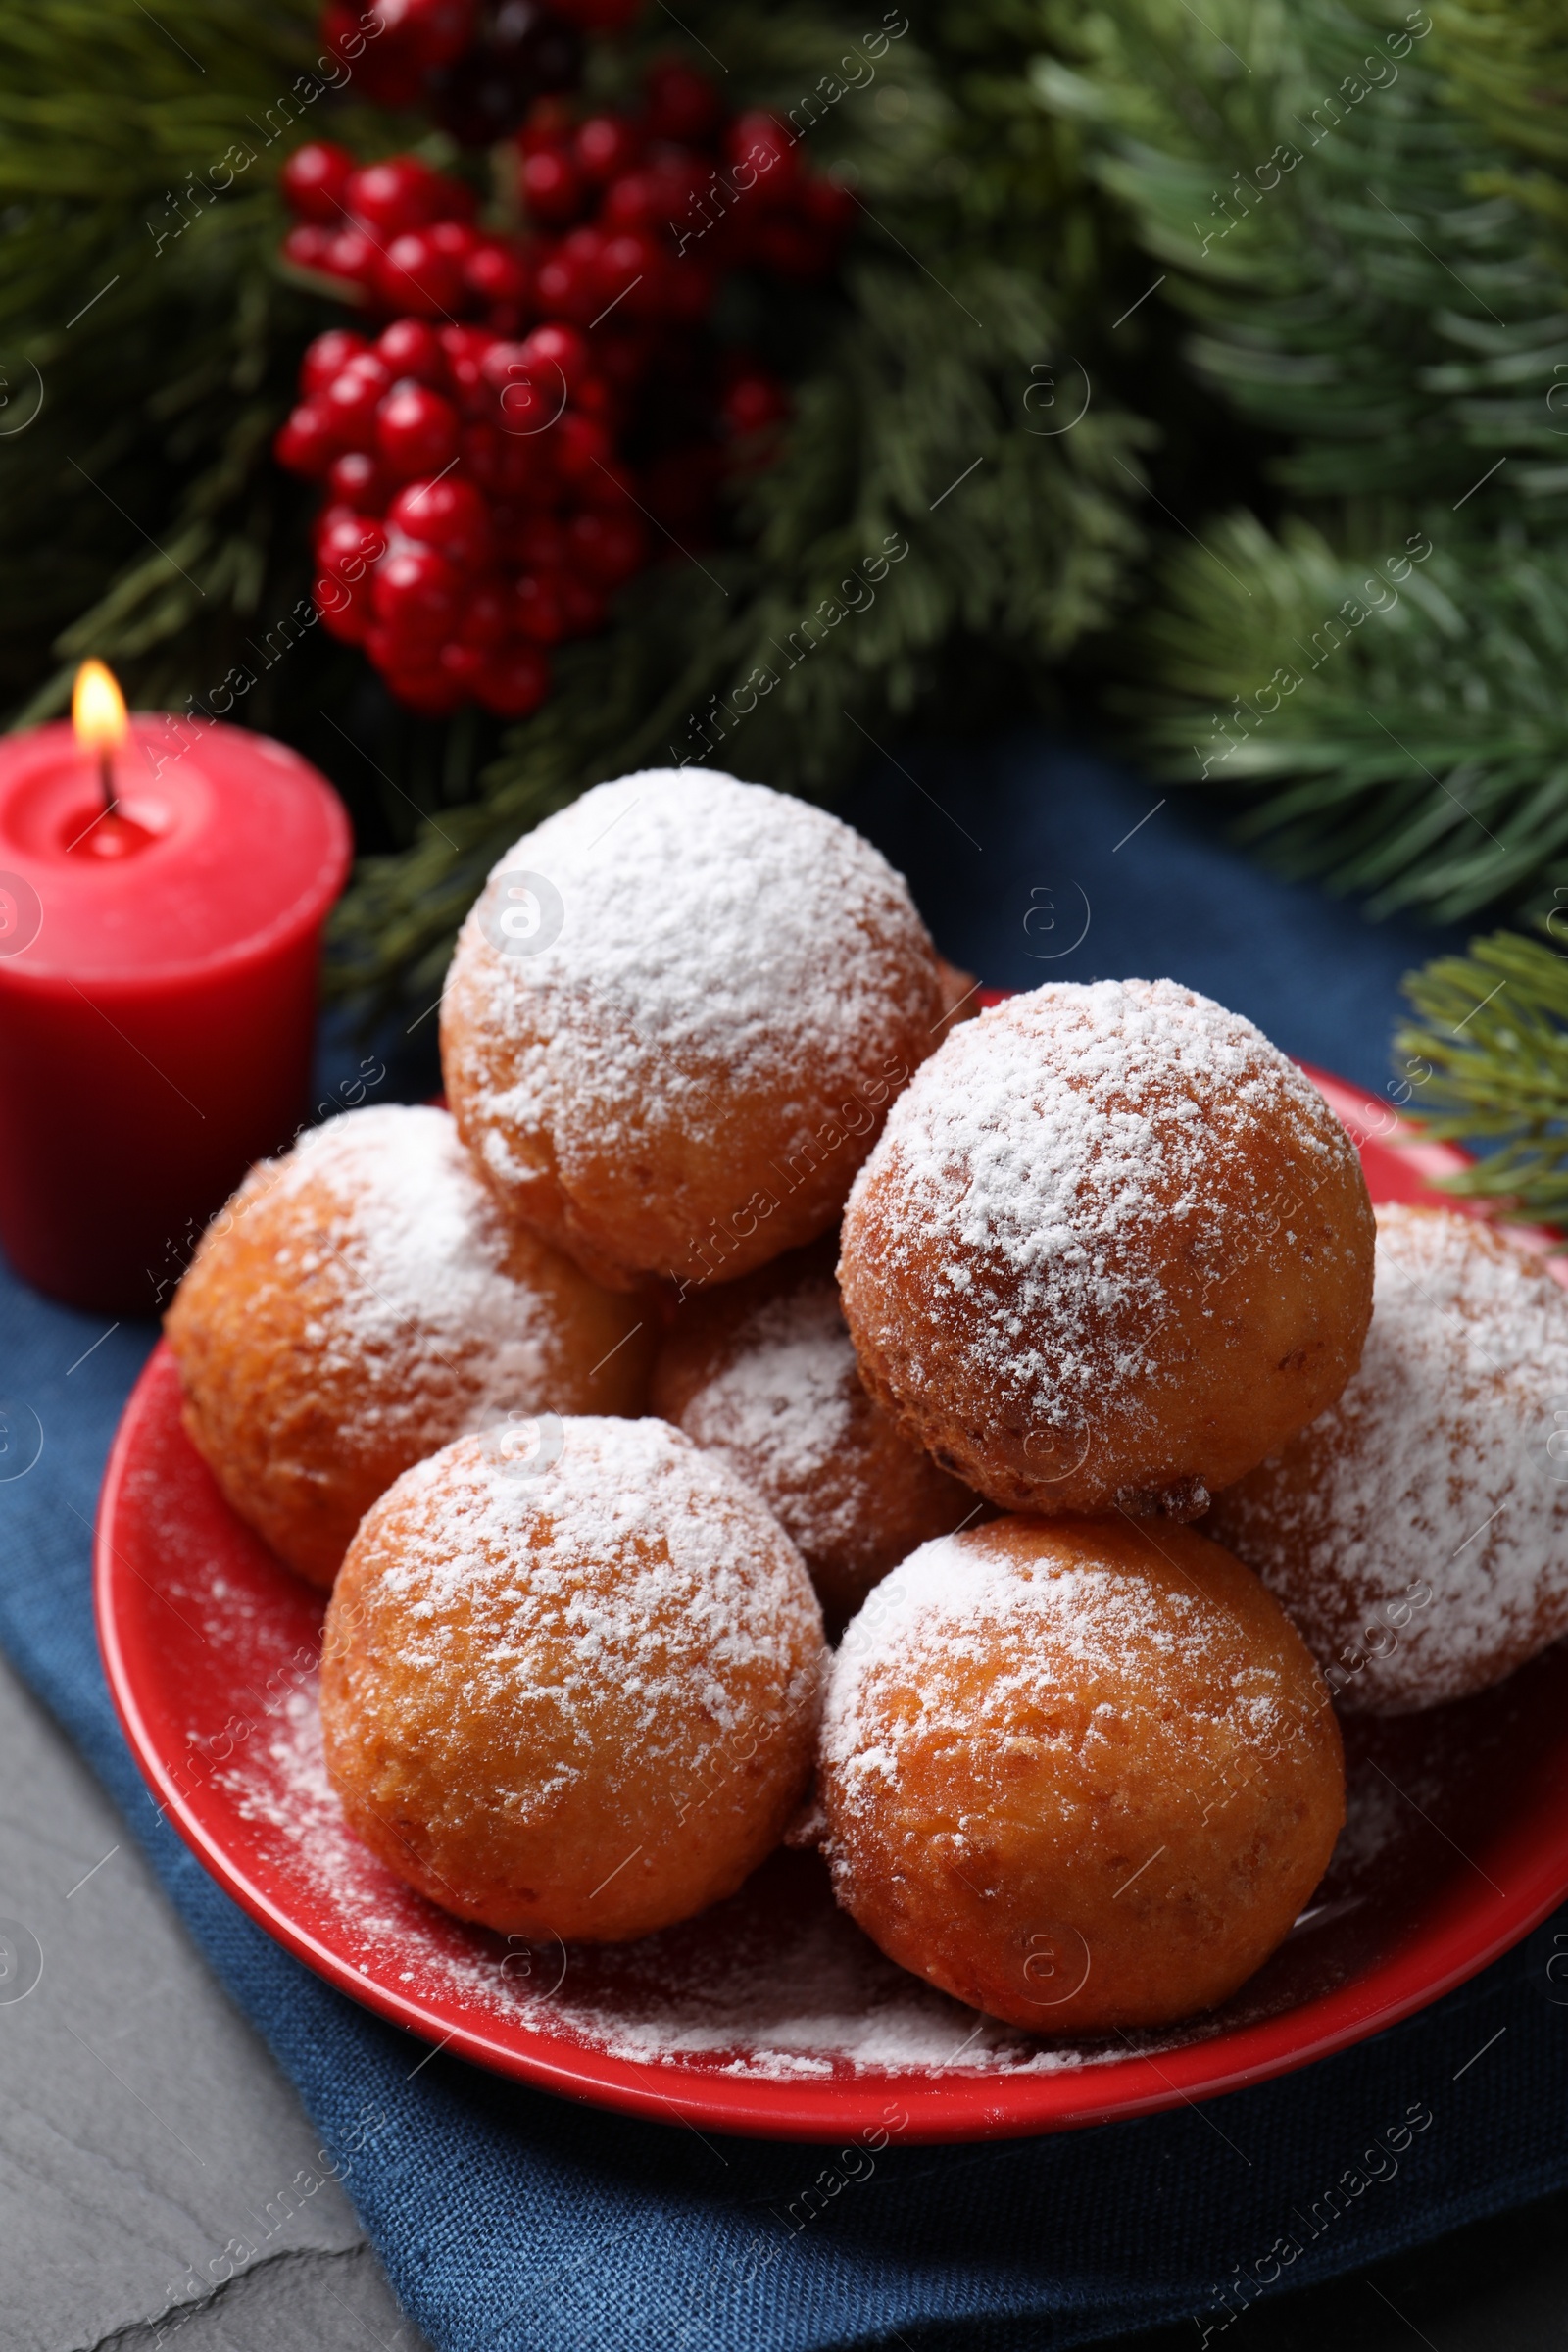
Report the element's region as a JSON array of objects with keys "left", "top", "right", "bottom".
[
  {"left": 232, "top": 1102, "right": 563, "bottom": 1426},
  {"left": 220, "top": 1682, "right": 1152, "bottom": 2076},
  {"left": 331, "top": 1419, "right": 821, "bottom": 1803},
  {"left": 843, "top": 979, "right": 1358, "bottom": 1458},
  {"left": 1210, "top": 1204, "right": 1568, "bottom": 1711},
  {"left": 677, "top": 1282, "right": 867, "bottom": 1560},
  {"left": 444, "top": 767, "right": 937, "bottom": 1197},
  {"left": 821, "top": 1523, "right": 1286, "bottom": 1840}
]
